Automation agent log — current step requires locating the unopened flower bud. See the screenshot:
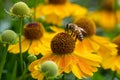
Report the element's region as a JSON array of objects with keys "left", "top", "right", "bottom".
[
  {"left": 1, "top": 30, "right": 17, "bottom": 44},
  {"left": 10, "top": 1, "right": 30, "bottom": 17},
  {"left": 40, "top": 61, "right": 58, "bottom": 78},
  {"left": 27, "top": 54, "right": 37, "bottom": 62}
]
